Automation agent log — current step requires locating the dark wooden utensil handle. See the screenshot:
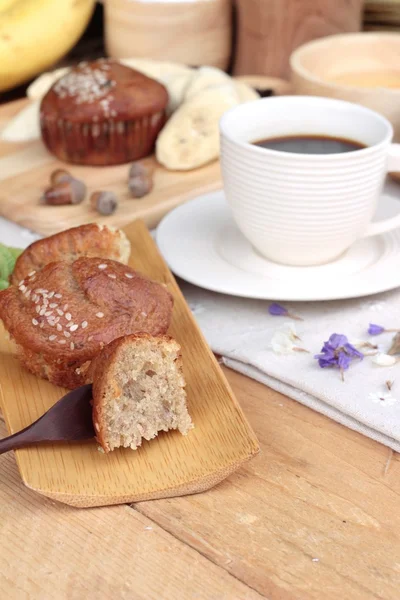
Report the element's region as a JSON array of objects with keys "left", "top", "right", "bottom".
[
  {"left": 0, "top": 384, "right": 94, "bottom": 454},
  {"left": 0, "top": 426, "right": 41, "bottom": 454}
]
